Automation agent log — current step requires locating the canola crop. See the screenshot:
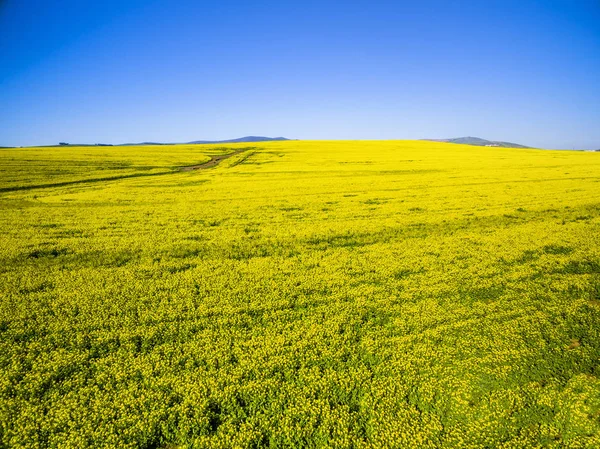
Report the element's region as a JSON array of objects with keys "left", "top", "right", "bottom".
[{"left": 1, "top": 140, "right": 599, "bottom": 448}]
